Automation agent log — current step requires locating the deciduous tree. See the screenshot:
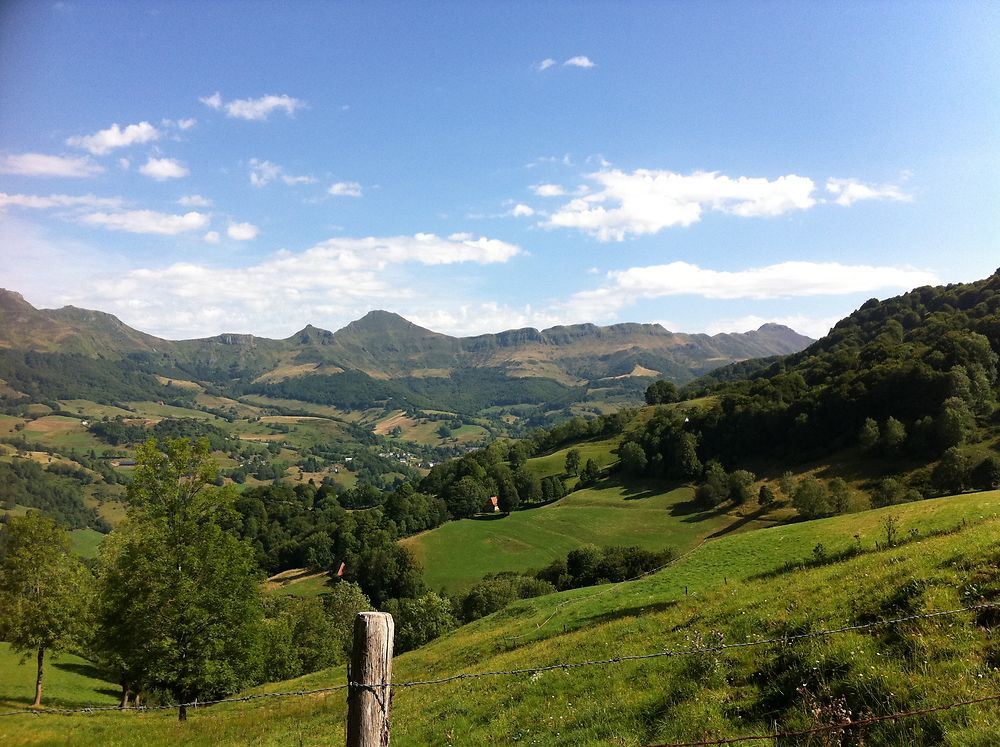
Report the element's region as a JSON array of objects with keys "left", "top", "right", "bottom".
[{"left": 0, "top": 514, "right": 93, "bottom": 707}]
